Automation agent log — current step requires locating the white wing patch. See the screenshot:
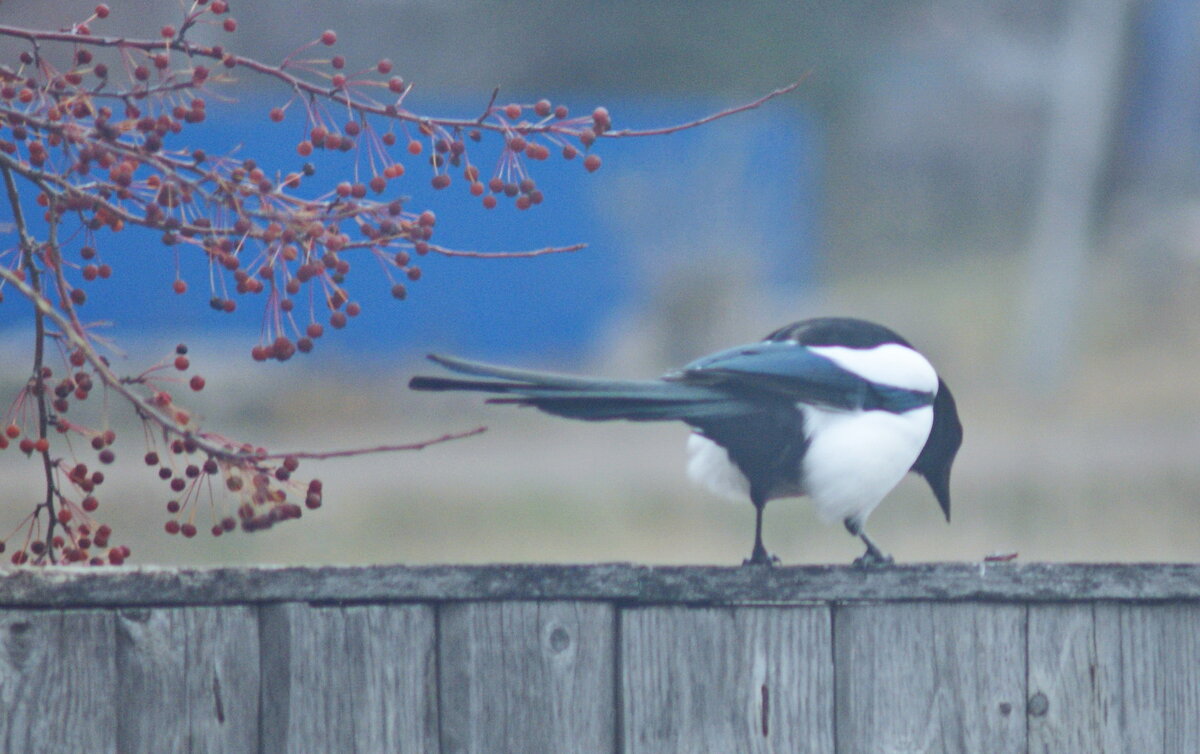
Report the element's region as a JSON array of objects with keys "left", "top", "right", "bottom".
[{"left": 807, "top": 343, "right": 938, "bottom": 394}]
